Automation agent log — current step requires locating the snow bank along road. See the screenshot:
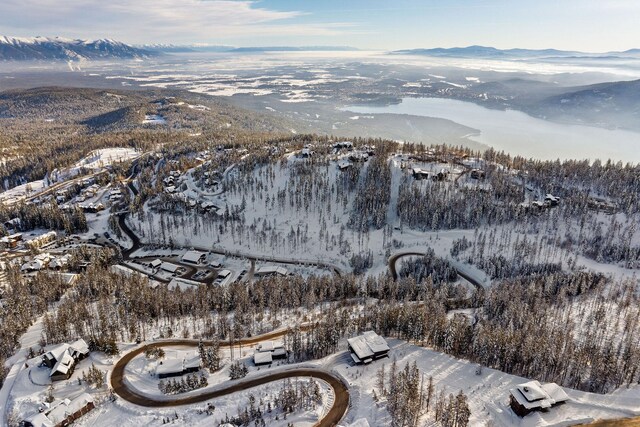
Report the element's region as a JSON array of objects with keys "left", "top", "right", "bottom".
[{"left": 110, "top": 335, "right": 349, "bottom": 427}]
